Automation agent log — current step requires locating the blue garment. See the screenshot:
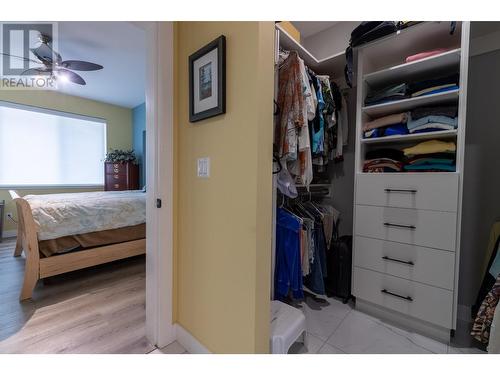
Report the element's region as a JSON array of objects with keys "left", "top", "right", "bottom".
[
  {"left": 404, "top": 163, "right": 456, "bottom": 172},
  {"left": 275, "top": 209, "right": 304, "bottom": 300},
  {"left": 489, "top": 242, "right": 500, "bottom": 278},
  {"left": 304, "top": 206, "right": 327, "bottom": 295},
  {"left": 311, "top": 78, "right": 325, "bottom": 154},
  {"left": 407, "top": 115, "right": 458, "bottom": 131},
  {"left": 316, "top": 77, "right": 325, "bottom": 111},
  {"left": 364, "top": 123, "right": 407, "bottom": 138},
  {"left": 304, "top": 218, "right": 328, "bottom": 295},
  {"left": 312, "top": 114, "right": 325, "bottom": 154},
  {"left": 384, "top": 123, "right": 409, "bottom": 136}
]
